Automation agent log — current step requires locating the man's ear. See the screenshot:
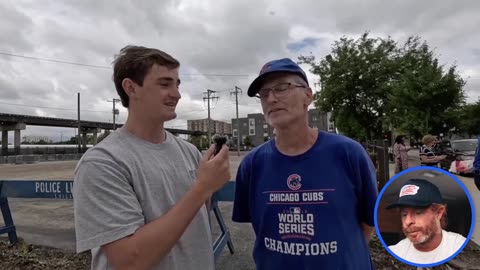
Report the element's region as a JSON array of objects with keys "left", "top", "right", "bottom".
[
  {"left": 122, "top": 78, "right": 137, "bottom": 98},
  {"left": 436, "top": 205, "right": 446, "bottom": 220},
  {"left": 305, "top": 87, "right": 313, "bottom": 107}
]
